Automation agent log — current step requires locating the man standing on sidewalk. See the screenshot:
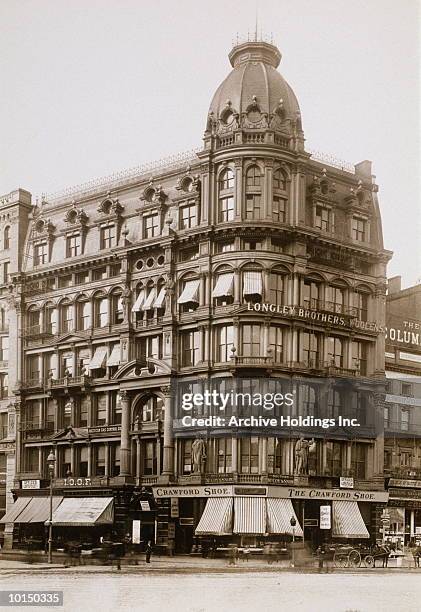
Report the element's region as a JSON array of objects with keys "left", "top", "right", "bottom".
[{"left": 145, "top": 540, "right": 153, "bottom": 564}]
